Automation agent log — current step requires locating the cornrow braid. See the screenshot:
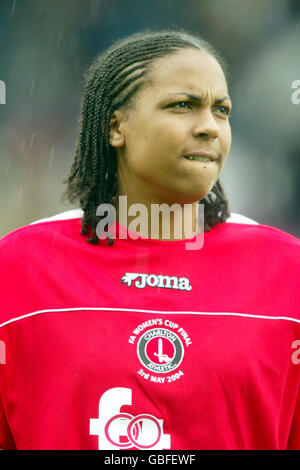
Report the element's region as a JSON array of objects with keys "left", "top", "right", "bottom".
[{"left": 62, "top": 28, "right": 231, "bottom": 245}]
